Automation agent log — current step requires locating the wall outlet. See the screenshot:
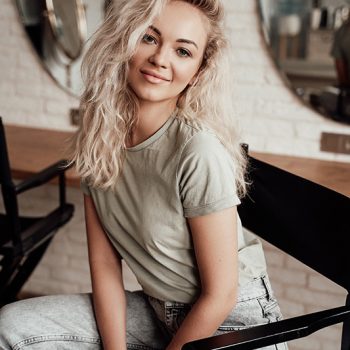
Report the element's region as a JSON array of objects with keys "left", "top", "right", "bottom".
[
  {"left": 320, "top": 132, "right": 350, "bottom": 155},
  {"left": 70, "top": 108, "right": 80, "bottom": 126}
]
